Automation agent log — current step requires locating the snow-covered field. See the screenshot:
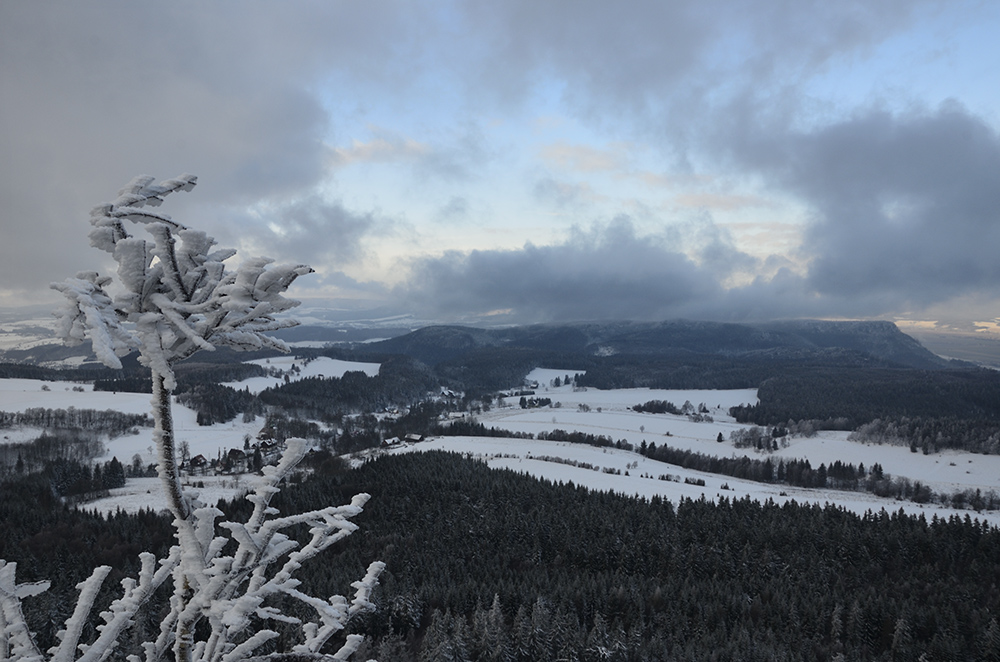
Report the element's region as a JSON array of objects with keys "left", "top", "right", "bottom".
[
  {"left": 387, "top": 436, "right": 1000, "bottom": 528},
  {"left": 0, "top": 376, "right": 270, "bottom": 462},
  {"left": 226, "top": 355, "right": 380, "bottom": 394},
  {"left": 382, "top": 367, "right": 1000, "bottom": 527},
  {"left": 0, "top": 353, "right": 377, "bottom": 457},
  {"left": 3, "top": 365, "right": 999, "bottom": 527},
  {"left": 485, "top": 370, "right": 1000, "bottom": 498},
  {"left": 0, "top": 315, "right": 59, "bottom": 352},
  {"left": 90, "top": 475, "right": 256, "bottom": 515}
]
